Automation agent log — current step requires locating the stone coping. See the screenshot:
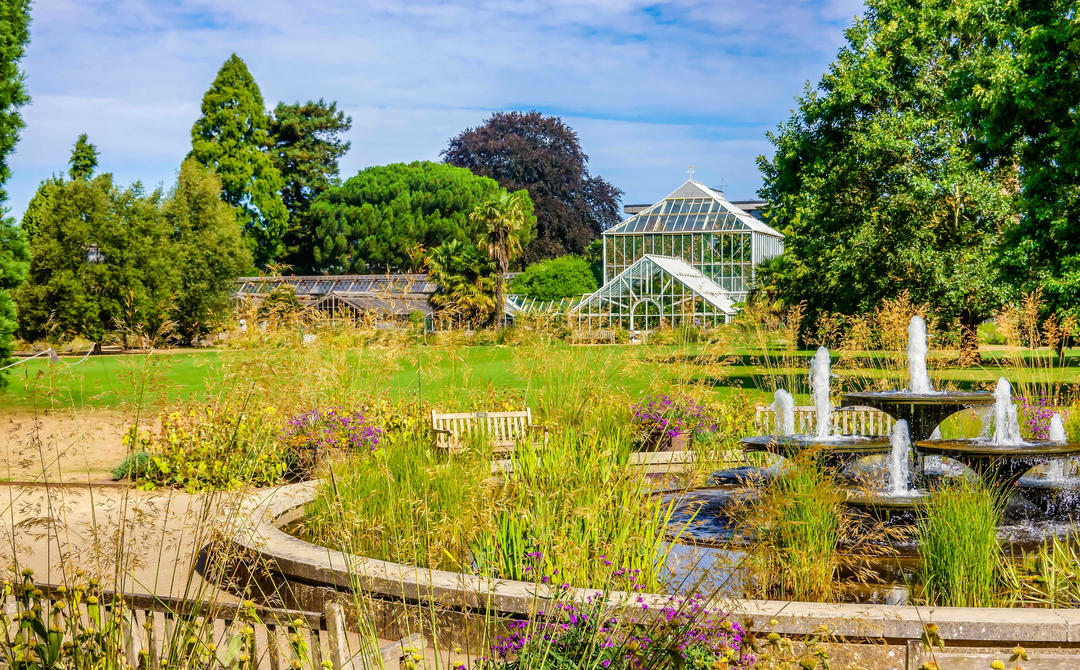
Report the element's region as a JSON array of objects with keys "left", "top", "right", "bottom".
[{"left": 228, "top": 482, "right": 1080, "bottom": 646}]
